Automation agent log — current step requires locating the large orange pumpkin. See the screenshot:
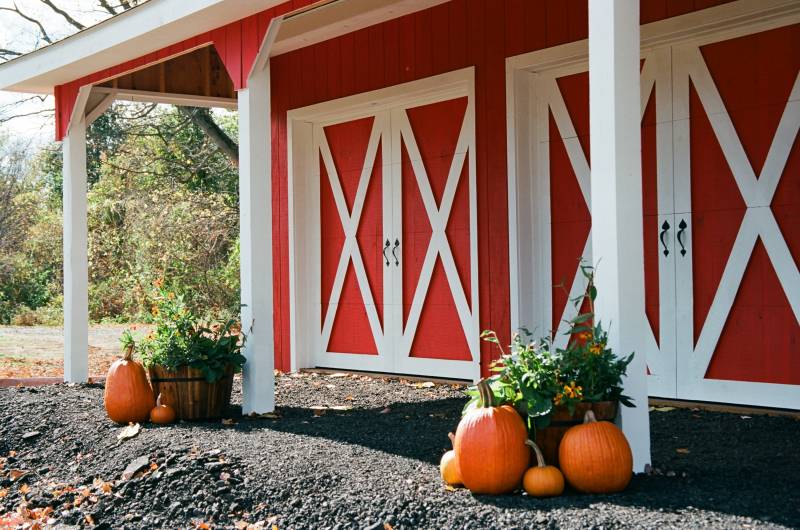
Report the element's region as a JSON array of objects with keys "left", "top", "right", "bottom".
[
  {"left": 455, "top": 379, "right": 530, "bottom": 495},
  {"left": 104, "top": 343, "right": 155, "bottom": 424},
  {"left": 558, "top": 410, "right": 632, "bottom": 493}
]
